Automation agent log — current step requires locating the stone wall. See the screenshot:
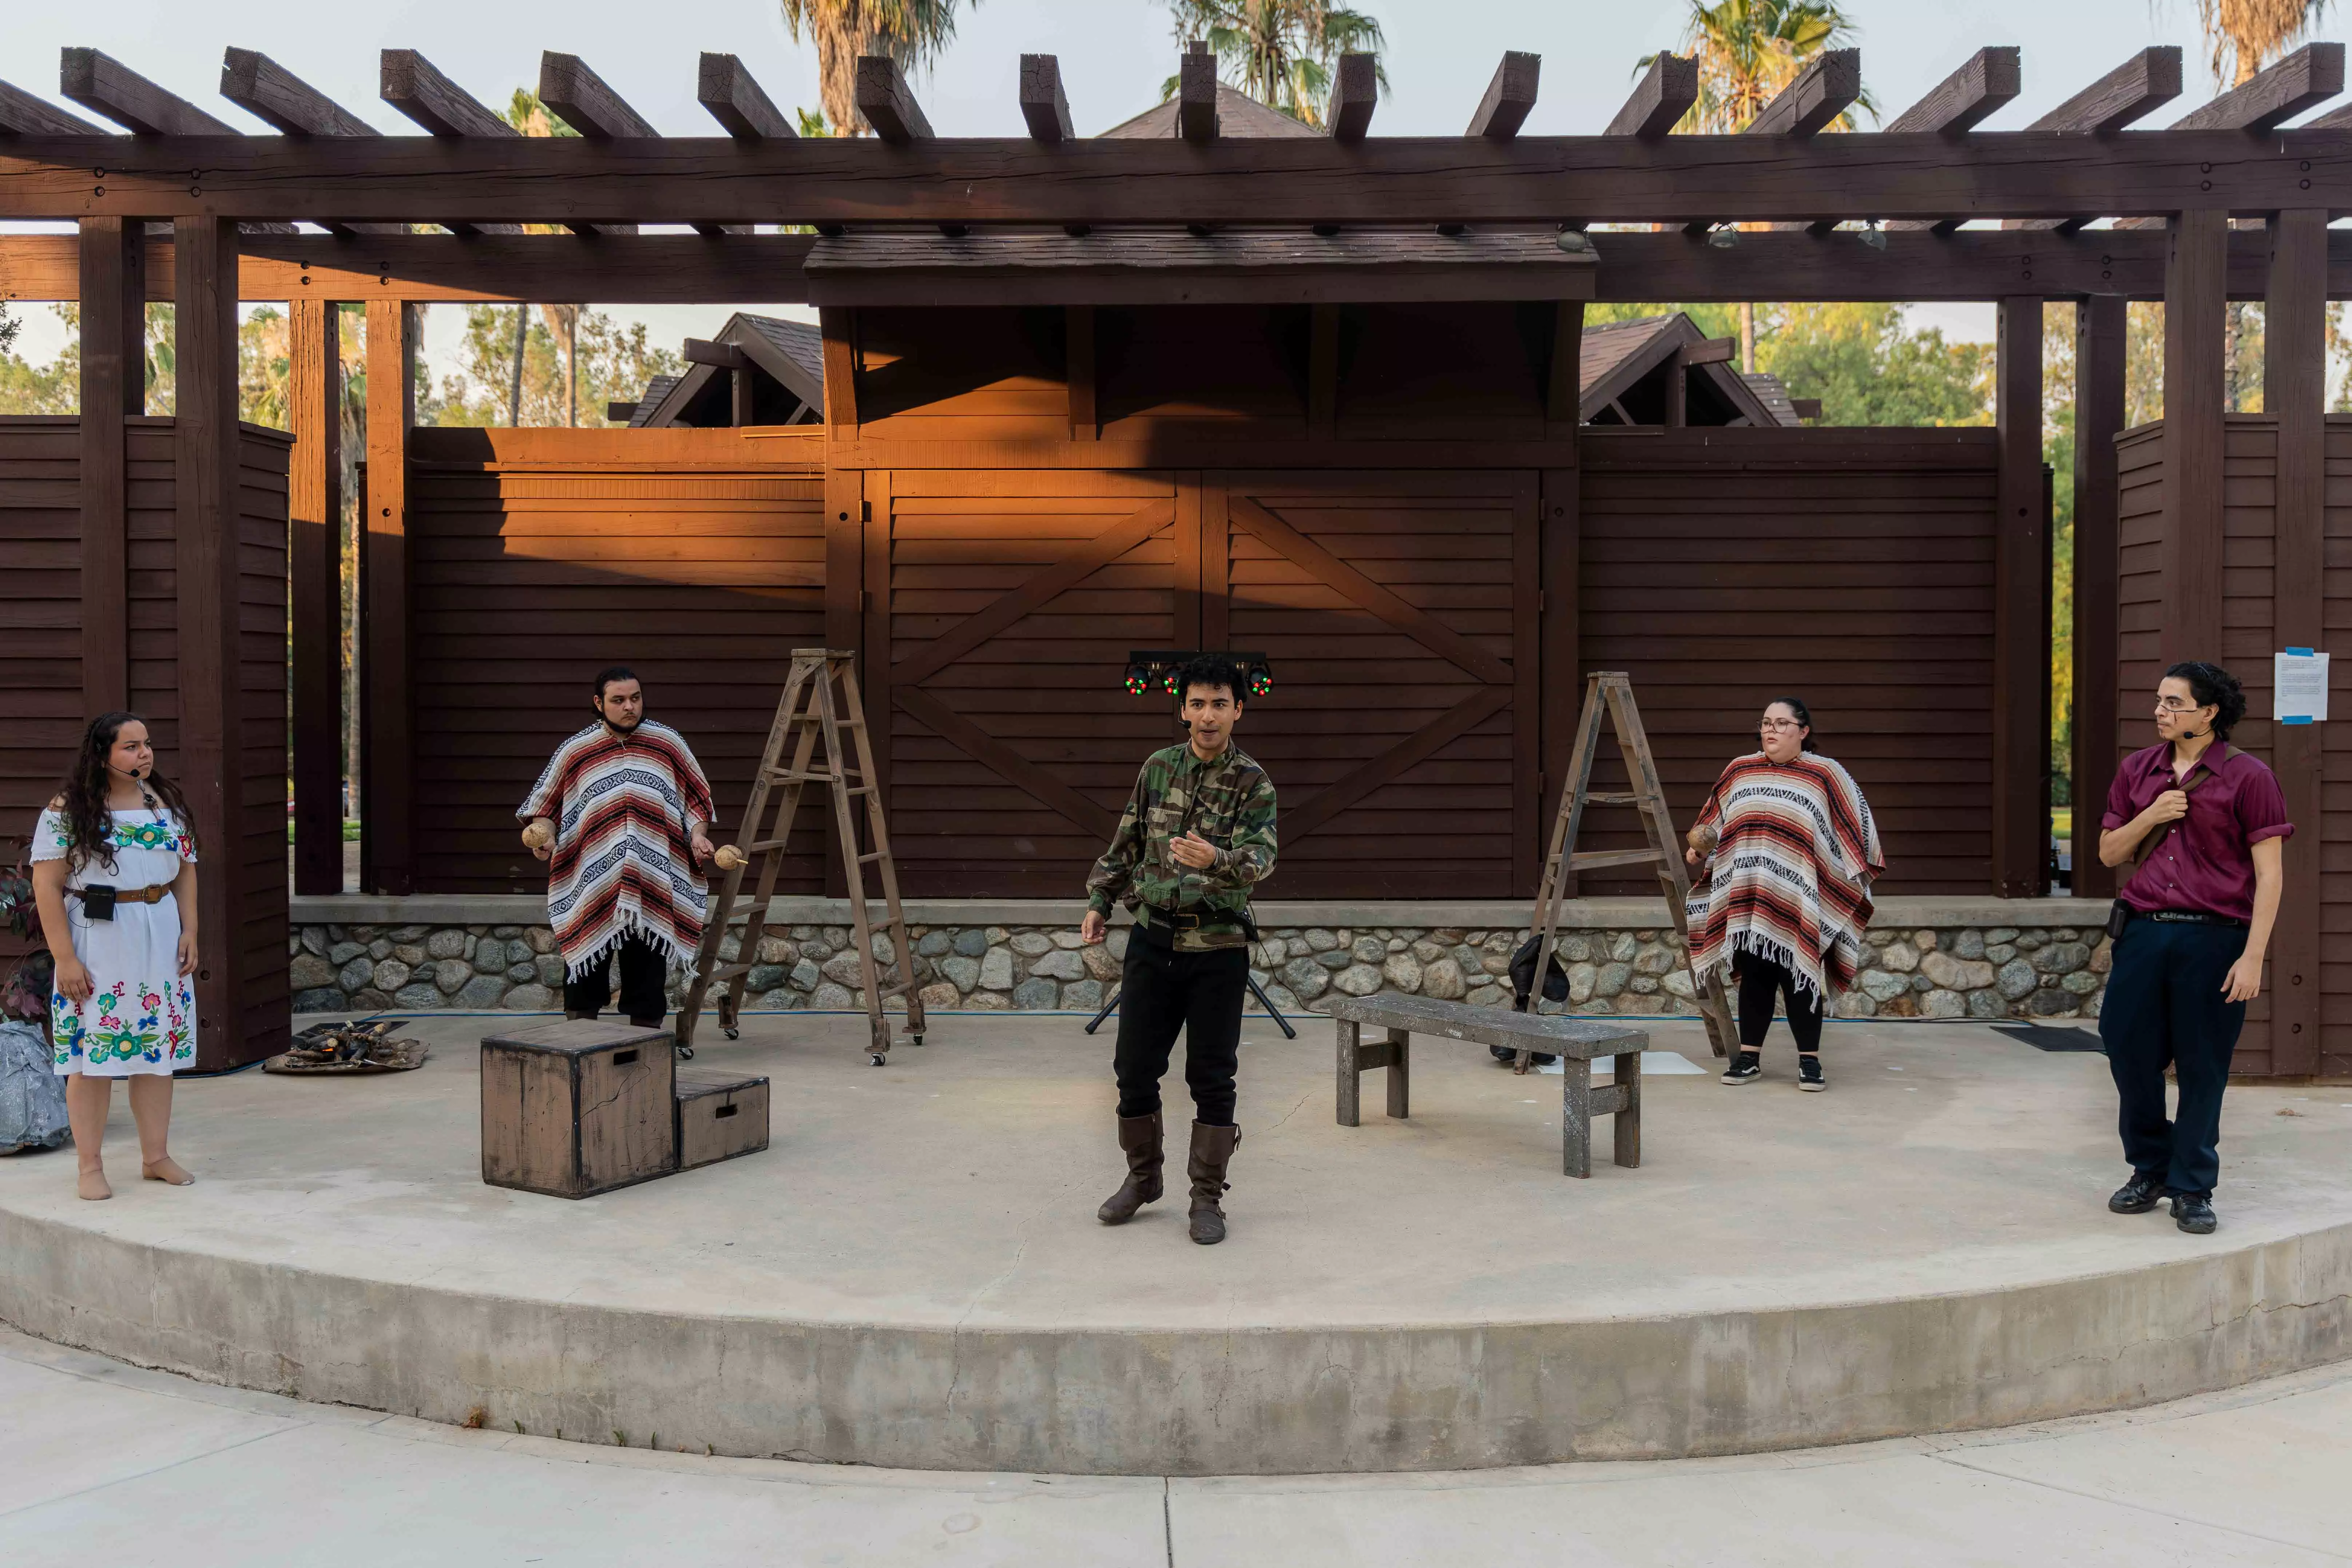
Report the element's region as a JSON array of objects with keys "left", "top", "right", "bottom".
[{"left": 289, "top": 919, "right": 2109, "bottom": 1021}]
